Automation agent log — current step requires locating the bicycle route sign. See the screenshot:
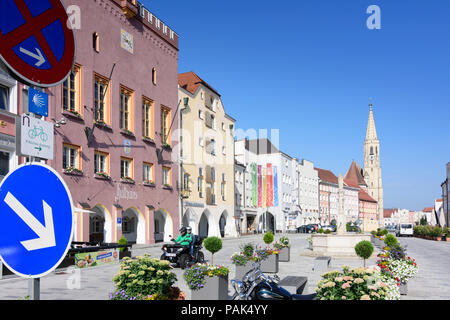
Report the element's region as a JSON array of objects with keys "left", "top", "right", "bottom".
[
  {"left": 0, "top": 0, "right": 76, "bottom": 87},
  {"left": 0, "top": 163, "right": 74, "bottom": 278},
  {"left": 17, "top": 114, "right": 54, "bottom": 160}
]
